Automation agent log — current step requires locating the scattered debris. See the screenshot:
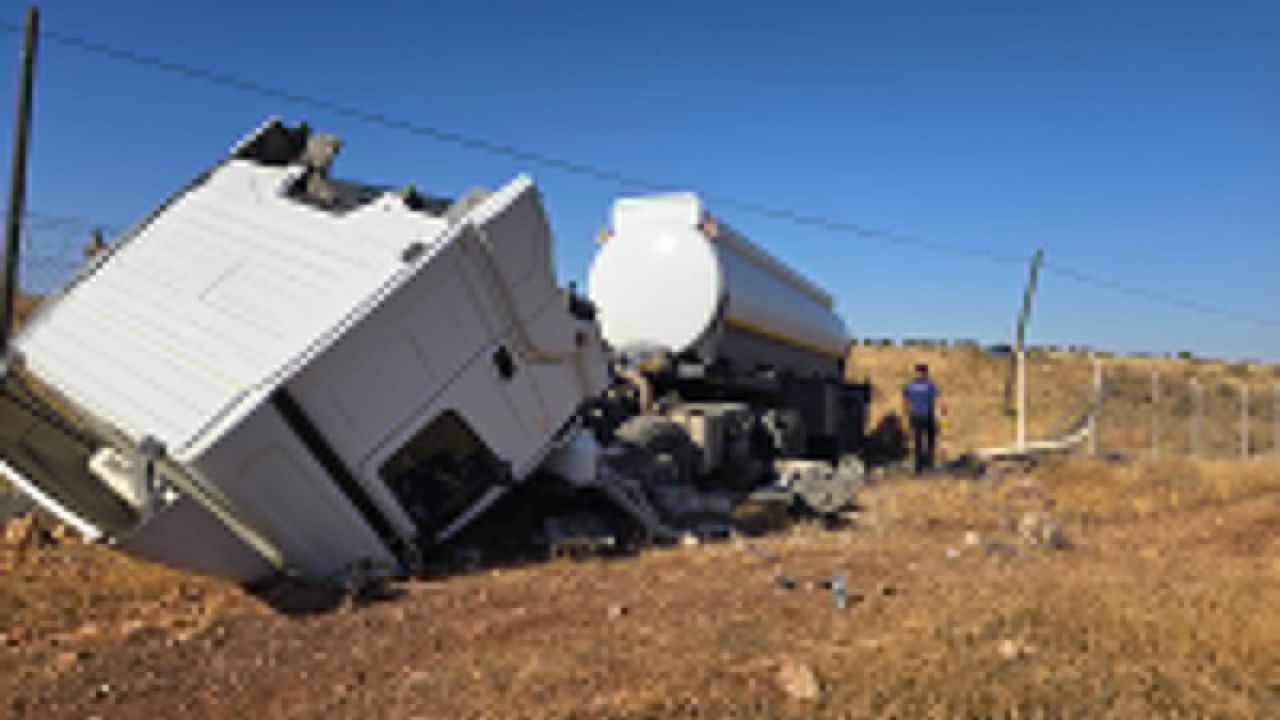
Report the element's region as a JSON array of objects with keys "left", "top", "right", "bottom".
[
  {"left": 544, "top": 514, "right": 621, "bottom": 560},
  {"left": 964, "top": 530, "right": 982, "bottom": 547},
  {"left": 984, "top": 541, "right": 1019, "bottom": 561},
  {"left": 828, "top": 571, "right": 847, "bottom": 610},
  {"left": 775, "top": 459, "right": 863, "bottom": 515},
  {"left": 1018, "top": 511, "right": 1070, "bottom": 550},
  {"left": 735, "top": 540, "right": 780, "bottom": 563}
]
